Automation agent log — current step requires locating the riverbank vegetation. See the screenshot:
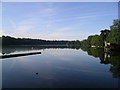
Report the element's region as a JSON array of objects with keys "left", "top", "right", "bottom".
[
  {"left": 80, "top": 19, "right": 120, "bottom": 50},
  {"left": 0, "top": 36, "right": 69, "bottom": 46}
]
